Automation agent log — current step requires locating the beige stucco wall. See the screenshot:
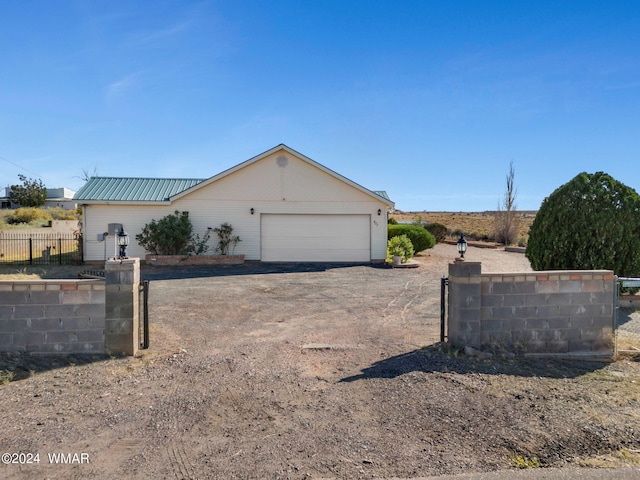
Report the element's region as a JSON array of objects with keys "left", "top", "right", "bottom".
[{"left": 81, "top": 151, "right": 390, "bottom": 262}]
